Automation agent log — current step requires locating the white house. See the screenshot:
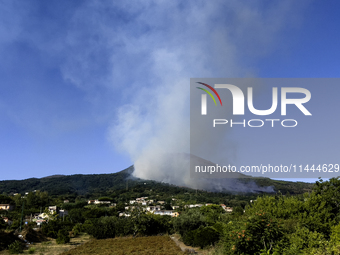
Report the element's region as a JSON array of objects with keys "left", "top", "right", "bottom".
[
  {"left": 0, "top": 204, "right": 15, "bottom": 211},
  {"left": 153, "top": 210, "right": 179, "bottom": 217},
  {"left": 119, "top": 212, "right": 131, "bottom": 217},
  {"left": 146, "top": 206, "right": 161, "bottom": 212},
  {"left": 48, "top": 206, "right": 58, "bottom": 214},
  {"left": 221, "top": 204, "right": 233, "bottom": 212}
]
